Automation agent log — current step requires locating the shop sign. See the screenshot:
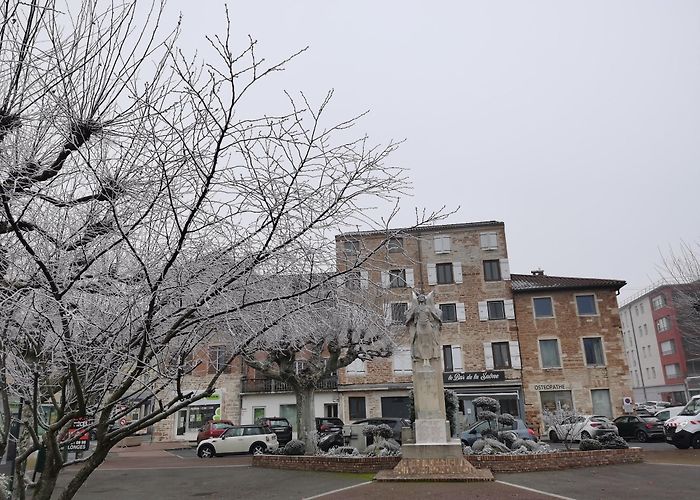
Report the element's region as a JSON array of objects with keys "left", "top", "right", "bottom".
[
  {"left": 533, "top": 383, "right": 569, "bottom": 391},
  {"left": 443, "top": 371, "right": 505, "bottom": 383}
]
